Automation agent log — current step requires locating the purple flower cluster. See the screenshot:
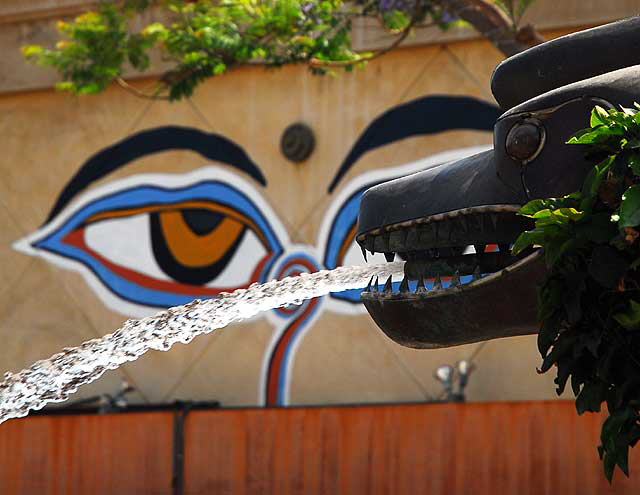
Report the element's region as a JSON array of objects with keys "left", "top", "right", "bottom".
[{"left": 378, "top": 0, "right": 415, "bottom": 13}]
